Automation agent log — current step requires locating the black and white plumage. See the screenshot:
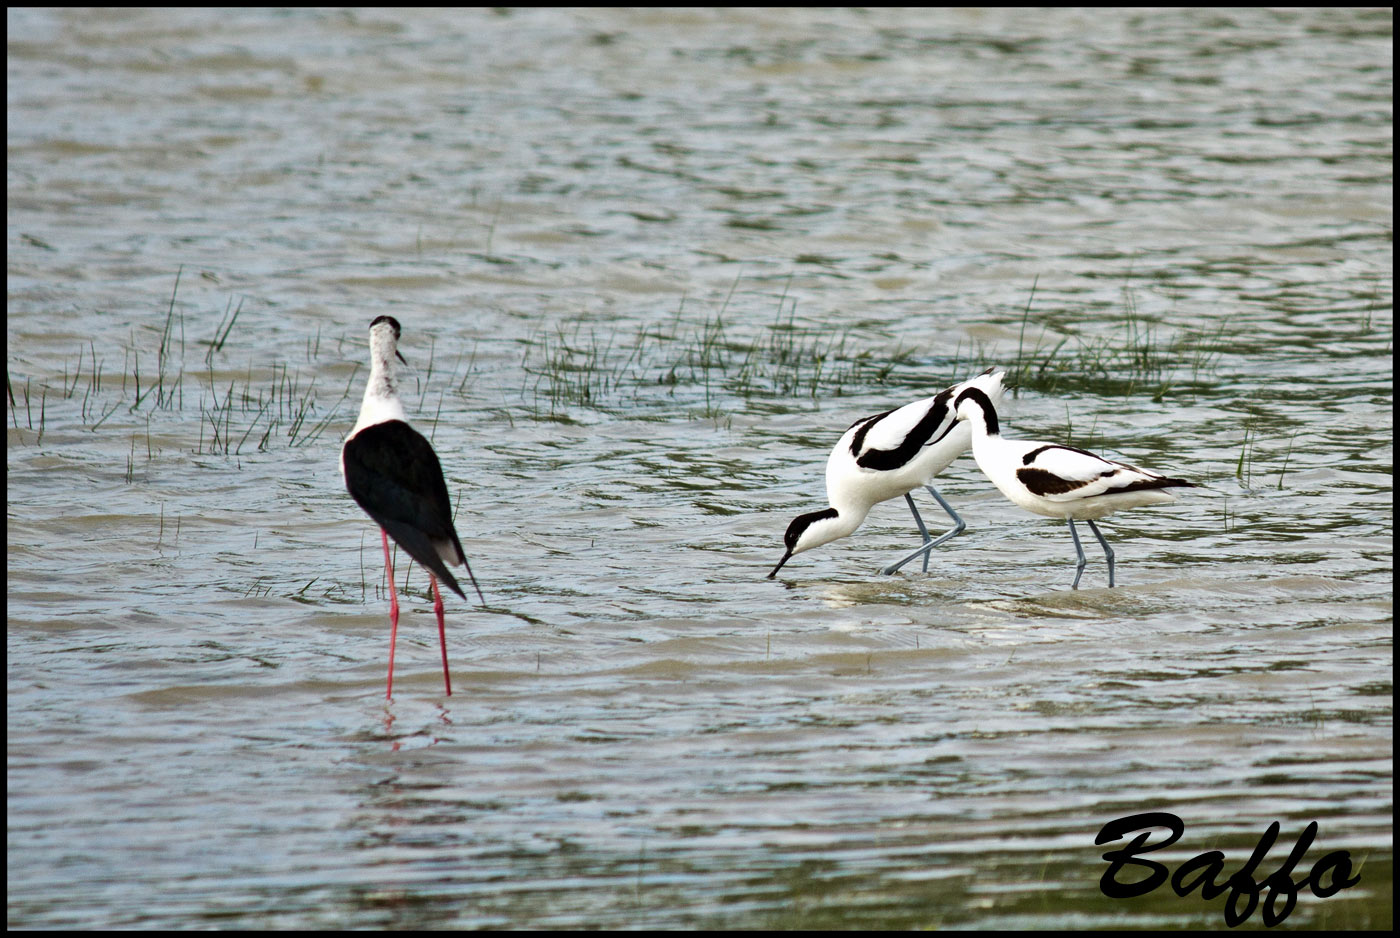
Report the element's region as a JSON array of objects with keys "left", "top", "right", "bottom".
[
  {"left": 341, "top": 315, "right": 482, "bottom": 699},
  {"left": 953, "top": 386, "right": 1194, "bottom": 589},
  {"left": 769, "top": 367, "right": 1007, "bottom": 578}
]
